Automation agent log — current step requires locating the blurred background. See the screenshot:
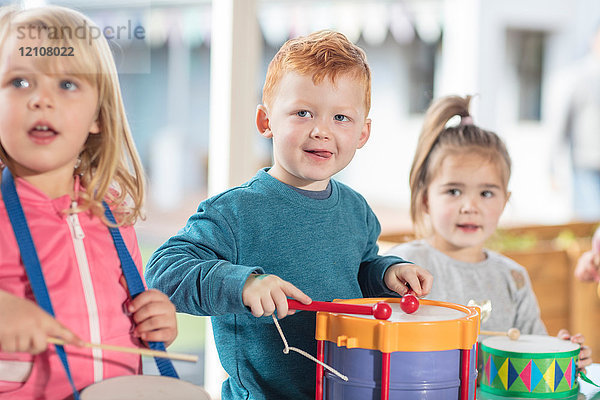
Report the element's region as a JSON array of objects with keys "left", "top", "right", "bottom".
[{"left": 3, "top": 0, "right": 600, "bottom": 398}]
